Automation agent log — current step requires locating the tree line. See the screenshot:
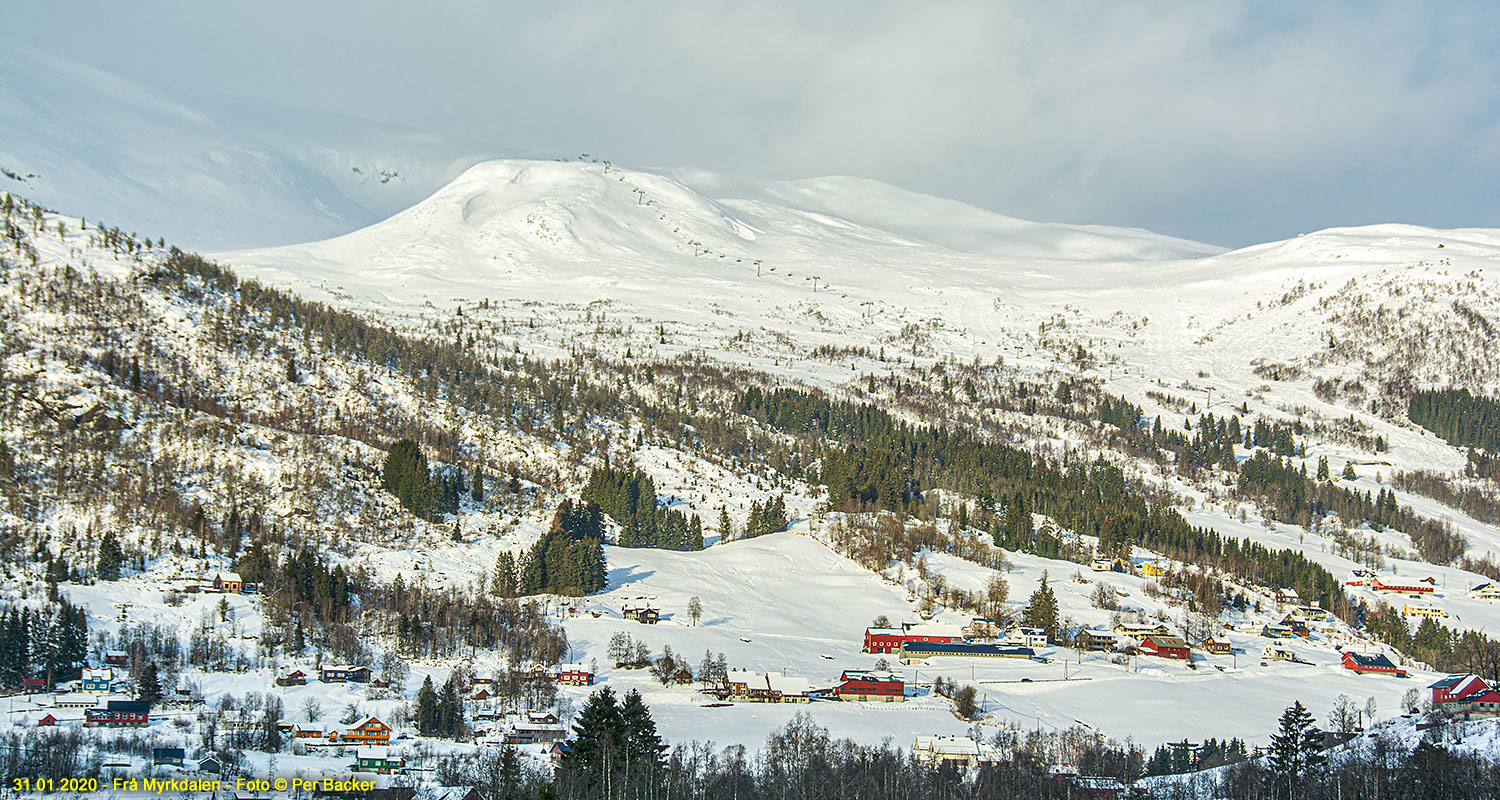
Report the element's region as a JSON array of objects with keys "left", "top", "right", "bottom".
[{"left": 582, "top": 465, "right": 703, "bottom": 550}]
